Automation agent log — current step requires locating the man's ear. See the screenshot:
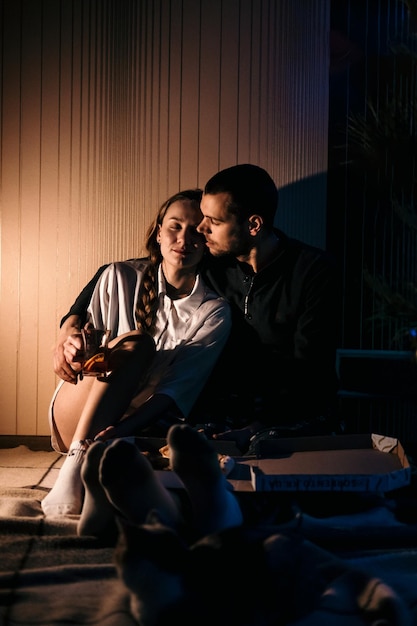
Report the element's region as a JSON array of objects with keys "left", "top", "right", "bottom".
[{"left": 248, "top": 214, "right": 263, "bottom": 234}]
